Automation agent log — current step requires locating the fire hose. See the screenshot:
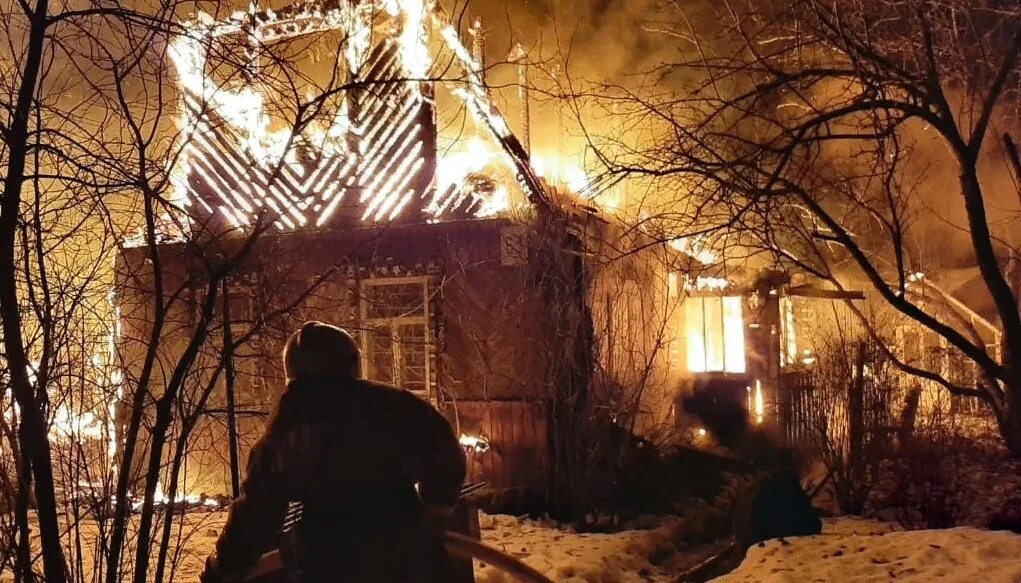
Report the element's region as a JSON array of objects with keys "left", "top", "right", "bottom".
[{"left": 242, "top": 531, "right": 554, "bottom": 583}]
